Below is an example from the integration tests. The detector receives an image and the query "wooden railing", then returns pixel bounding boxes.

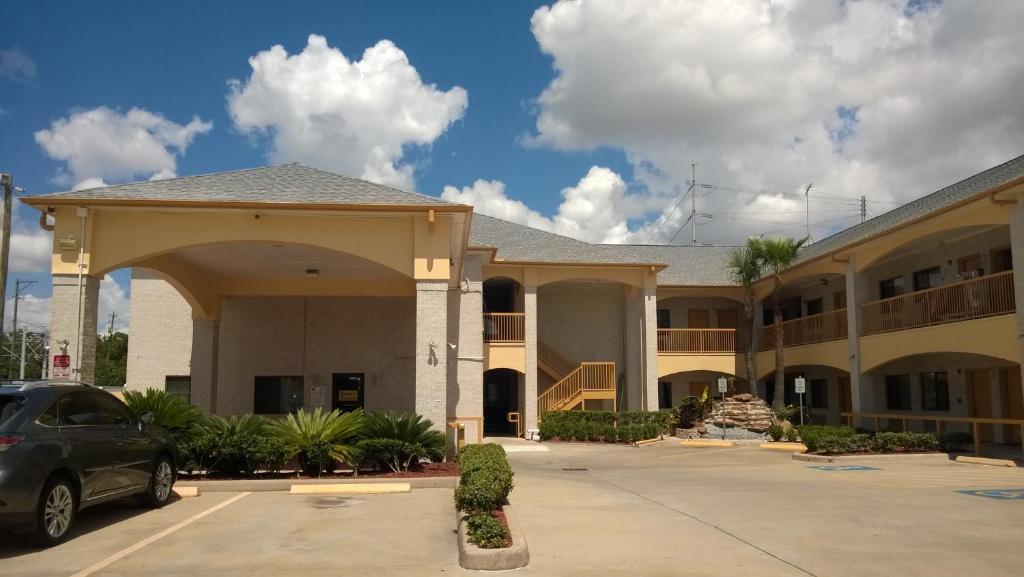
[538,339,577,380]
[861,271,1015,335]
[657,328,737,353]
[483,313,525,343]
[758,309,848,351]
[537,362,616,414]
[841,411,1024,457]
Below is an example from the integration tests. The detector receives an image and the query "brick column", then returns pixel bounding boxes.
[190,318,220,414]
[845,259,875,424]
[524,283,538,435]
[50,273,100,384]
[641,286,659,410]
[454,255,484,442]
[416,280,449,432]
[1009,203,1024,403]
[624,286,659,410]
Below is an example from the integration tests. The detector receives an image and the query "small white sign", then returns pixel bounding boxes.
[717,378,728,393]
[795,377,806,394]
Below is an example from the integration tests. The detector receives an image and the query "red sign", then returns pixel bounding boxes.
[53,355,71,379]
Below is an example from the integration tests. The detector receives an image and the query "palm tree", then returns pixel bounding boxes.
[726,242,761,397]
[750,236,808,409]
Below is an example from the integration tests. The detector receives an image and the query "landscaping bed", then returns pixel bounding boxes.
[177,461,459,481]
[797,425,940,455]
[538,410,672,443]
[453,443,529,569]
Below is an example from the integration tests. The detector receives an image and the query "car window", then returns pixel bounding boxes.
[0,394,25,426]
[90,393,134,426]
[58,392,99,426]
[37,400,59,427]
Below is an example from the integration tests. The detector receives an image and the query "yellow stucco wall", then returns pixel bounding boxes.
[657,353,743,379]
[483,343,526,373]
[756,339,850,379]
[860,314,1019,372]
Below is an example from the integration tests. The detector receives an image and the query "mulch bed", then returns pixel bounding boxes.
[178,461,459,481]
[491,509,513,548]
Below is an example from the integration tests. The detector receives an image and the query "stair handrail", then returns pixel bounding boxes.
[538,339,576,379]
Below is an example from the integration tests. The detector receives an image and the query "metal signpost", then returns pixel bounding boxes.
[717,376,728,440]
[795,376,806,426]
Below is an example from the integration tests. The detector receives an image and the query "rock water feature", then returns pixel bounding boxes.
[684,394,774,440]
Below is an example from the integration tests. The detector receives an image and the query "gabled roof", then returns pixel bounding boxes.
[469,214,660,266]
[797,153,1024,263]
[601,244,738,286]
[23,163,462,209]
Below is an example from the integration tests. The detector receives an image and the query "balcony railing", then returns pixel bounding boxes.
[657,328,737,353]
[861,271,1015,336]
[758,309,848,351]
[483,313,525,343]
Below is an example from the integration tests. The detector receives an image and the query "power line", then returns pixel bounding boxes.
[645,182,694,243]
[702,213,861,245]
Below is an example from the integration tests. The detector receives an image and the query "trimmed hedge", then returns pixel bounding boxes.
[455,444,514,549]
[466,513,510,549]
[797,425,939,455]
[538,410,672,443]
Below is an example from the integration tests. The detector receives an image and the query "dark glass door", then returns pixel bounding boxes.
[332,373,365,412]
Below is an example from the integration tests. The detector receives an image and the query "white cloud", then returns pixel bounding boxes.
[227,34,468,190]
[0,48,36,83]
[98,275,131,333]
[523,0,1024,245]
[1,275,129,335]
[35,107,212,190]
[444,166,649,244]
[4,294,49,333]
[9,226,51,273]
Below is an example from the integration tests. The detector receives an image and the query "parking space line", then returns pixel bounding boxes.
[69,492,251,577]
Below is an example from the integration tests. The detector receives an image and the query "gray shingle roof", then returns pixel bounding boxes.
[600,245,739,286]
[26,163,459,207]
[469,214,658,265]
[797,153,1024,263]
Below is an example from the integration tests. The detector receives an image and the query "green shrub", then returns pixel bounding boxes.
[809,431,939,455]
[816,433,872,454]
[784,427,799,442]
[356,438,425,473]
[466,513,510,549]
[772,404,799,423]
[537,411,668,442]
[363,411,446,461]
[767,424,784,442]
[939,431,973,452]
[672,387,712,429]
[123,388,204,444]
[269,408,366,476]
[182,414,272,477]
[871,432,938,452]
[797,425,855,452]
[454,443,514,514]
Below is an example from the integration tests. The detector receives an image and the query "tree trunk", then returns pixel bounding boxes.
[772,278,785,409]
[743,288,758,397]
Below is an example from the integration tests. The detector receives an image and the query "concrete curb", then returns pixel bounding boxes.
[792,452,949,463]
[955,456,1019,468]
[179,476,457,492]
[457,504,530,571]
[290,482,410,495]
[760,442,806,452]
[679,439,735,448]
[172,486,201,498]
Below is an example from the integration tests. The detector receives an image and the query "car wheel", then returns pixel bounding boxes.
[32,477,76,547]
[143,456,175,507]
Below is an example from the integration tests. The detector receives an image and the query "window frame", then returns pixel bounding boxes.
[253,376,305,415]
[879,276,905,300]
[920,371,950,411]
[912,266,941,292]
[885,374,912,411]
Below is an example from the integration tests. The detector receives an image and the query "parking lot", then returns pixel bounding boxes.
[2,442,1023,576]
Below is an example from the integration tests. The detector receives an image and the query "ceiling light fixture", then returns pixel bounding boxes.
[306,269,320,279]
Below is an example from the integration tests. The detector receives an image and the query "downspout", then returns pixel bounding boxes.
[74,207,88,379]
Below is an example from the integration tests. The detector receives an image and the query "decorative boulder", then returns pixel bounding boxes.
[706,396,774,433]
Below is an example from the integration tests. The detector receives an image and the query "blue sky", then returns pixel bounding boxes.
[2,0,1023,332]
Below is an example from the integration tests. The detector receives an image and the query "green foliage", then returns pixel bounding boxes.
[356,438,425,473]
[797,425,855,452]
[269,407,366,476]
[122,388,203,443]
[94,332,128,388]
[454,444,514,514]
[672,392,713,429]
[939,431,973,452]
[767,424,784,442]
[803,428,939,455]
[180,414,278,477]
[363,411,446,461]
[772,404,799,423]
[749,236,809,278]
[727,245,761,288]
[466,513,510,549]
[784,426,799,442]
[538,410,671,442]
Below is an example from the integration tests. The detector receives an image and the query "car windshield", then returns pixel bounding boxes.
[0,393,25,428]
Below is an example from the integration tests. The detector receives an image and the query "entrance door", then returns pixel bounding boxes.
[688,309,710,328]
[966,369,993,442]
[332,373,365,412]
[838,376,852,414]
[483,369,518,435]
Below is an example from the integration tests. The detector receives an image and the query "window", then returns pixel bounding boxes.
[37,400,58,427]
[0,394,25,426]
[254,376,304,414]
[658,381,672,409]
[166,376,192,402]
[921,372,950,411]
[90,393,134,426]
[879,276,905,300]
[992,247,1012,273]
[913,267,941,291]
[810,379,828,409]
[885,375,912,410]
[657,309,671,329]
[58,392,98,426]
[806,298,823,316]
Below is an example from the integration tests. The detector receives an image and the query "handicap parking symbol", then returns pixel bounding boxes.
[957,489,1024,500]
[808,465,880,471]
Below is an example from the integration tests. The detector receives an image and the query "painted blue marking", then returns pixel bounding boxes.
[957,489,1024,500]
[808,465,881,471]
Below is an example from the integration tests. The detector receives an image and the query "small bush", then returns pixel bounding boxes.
[356,438,425,473]
[808,430,939,455]
[269,408,366,476]
[772,404,799,423]
[123,388,204,444]
[538,411,668,443]
[466,513,510,549]
[767,424,784,442]
[672,388,713,429]
[939,431,973,452]
[454,443,514,514]
[784,427,799,442]
[816,434,872,455]
[363,411,446,461]
[797,425,855,452]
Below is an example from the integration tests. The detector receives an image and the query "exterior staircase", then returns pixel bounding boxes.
[536,340,616,414]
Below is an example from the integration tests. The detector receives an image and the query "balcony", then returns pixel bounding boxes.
[861,271,1015,335]
[657,328,737,353]
[758,309,848,351]
[483,312,525,343]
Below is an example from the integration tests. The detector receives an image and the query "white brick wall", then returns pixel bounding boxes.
[126,269,194,392]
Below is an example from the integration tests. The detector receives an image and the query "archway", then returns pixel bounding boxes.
[658,369,746,409]
[761,364,851,425]
[483,368,522,436]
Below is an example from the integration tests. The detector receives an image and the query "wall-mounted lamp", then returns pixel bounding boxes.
[305,269,320,279]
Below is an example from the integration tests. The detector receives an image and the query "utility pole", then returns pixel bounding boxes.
[18,327,27,379]
[804,183,813,241]
[860,195,867,223]
[107,311,117,336]
[0,173,14,349]
[690,163,698,246]
[9,279,36,378]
